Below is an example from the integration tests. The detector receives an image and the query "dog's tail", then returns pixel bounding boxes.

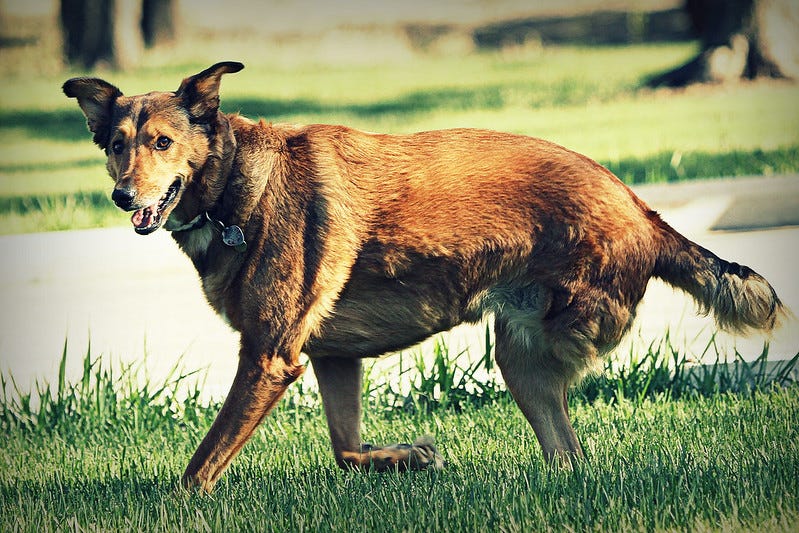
[652,220,786,334]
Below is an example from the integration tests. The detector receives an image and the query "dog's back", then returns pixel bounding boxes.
[281,126,642,350]
[296,123,785,370]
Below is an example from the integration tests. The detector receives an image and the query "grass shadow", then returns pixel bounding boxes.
[0,190,110,215]
[224,86,506,123]
[603,146,799,185]
[5,88,504,143]
[225,81,601,122]
[11,79,621,142]
[0,108,90,142]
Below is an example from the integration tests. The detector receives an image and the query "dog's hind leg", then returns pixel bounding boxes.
[311,356,445,471]
[182,351,305,492]
[493,316,584,464]
[311,356,362,467]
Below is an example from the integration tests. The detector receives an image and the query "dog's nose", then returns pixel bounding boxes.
[111,187,136,210]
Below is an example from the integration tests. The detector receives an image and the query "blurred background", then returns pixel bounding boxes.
[2,0,797,79]
[0,0,797,396]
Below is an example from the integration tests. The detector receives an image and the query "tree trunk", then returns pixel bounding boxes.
[60,0,112,69]
[60,0,143,70]
[648,0,799,86]
[141,0,178,48]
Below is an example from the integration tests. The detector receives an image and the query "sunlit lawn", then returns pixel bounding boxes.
[2,342,798,532]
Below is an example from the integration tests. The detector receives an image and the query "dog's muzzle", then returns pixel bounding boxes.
[121,178,183,235]
[111,187,136,211]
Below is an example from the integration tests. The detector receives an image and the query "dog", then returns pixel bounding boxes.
[64,62,786,492]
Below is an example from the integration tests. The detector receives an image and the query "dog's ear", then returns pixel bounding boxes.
[176,61,244,123]
[63,77,123,149]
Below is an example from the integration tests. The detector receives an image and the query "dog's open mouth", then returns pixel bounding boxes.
[131,179,182,235]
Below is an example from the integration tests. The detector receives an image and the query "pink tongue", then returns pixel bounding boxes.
[131,205,156,229]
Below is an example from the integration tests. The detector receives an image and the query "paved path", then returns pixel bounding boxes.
[1,175,797,398]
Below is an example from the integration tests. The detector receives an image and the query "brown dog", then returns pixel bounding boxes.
[64,62,785,491]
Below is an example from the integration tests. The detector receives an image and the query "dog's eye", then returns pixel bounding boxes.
[111,140,124,155]
[155,136,173,151]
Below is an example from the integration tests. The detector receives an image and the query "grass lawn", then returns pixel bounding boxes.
[2,377,798,531]
[1,342,798,532]
[1,42,798,233]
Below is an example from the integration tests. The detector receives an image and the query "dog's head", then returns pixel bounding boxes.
[63,61,243,235]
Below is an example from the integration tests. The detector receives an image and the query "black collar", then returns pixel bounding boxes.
[165,212,208,232]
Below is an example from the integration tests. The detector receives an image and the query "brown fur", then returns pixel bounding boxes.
[63,62,786,491]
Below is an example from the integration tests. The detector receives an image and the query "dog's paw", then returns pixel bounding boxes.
[345,437,447,471]
[408,435,446,470]
[179,473,215,494]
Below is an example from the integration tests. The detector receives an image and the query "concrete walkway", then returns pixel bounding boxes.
[1,175,797,398]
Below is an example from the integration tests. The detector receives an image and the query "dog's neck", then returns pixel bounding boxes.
[167,113,241,231]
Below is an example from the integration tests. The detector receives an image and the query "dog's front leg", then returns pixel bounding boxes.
[182,350,305,492]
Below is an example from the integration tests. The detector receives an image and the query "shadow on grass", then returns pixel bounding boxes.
[0,190,111,216]
[602,146,799,185]
[0,108,90,142]
[5,89,501,143]
[5,87,505,143]
[225,80,601,121]
[225,85,507,121]
[4,81,601,142]
[0,157,102,173]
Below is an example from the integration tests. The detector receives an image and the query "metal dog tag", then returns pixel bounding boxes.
[222,224,247,252]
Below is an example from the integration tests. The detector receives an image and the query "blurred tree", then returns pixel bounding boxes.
[648,0,798,86]
[141,0,178,48]
[60,0,177,70]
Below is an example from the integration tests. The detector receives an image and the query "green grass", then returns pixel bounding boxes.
[2,336,798,532]
[1,42,798,233]
[3,392,798,532]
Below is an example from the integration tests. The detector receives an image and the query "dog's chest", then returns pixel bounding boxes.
[179,224,214,257]
[173,225,244,329]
